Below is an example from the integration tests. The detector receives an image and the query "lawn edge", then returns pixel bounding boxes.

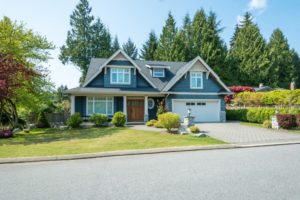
[2,141,300,164]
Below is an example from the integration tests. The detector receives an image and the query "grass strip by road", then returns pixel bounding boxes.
[0,127,224,158]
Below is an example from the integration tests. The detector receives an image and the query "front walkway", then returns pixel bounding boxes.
[199,122,300,145]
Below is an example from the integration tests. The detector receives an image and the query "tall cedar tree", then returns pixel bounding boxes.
[122,38,138,59]
[111,36,120,52]
[191,9,207,58]
[59,0,112,84]
[154,12,177,61]
[267,29,298,88]
[140,31,158,60]
[229,12,269,86]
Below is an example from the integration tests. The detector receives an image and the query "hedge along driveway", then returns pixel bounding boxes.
[0,127,224,158]
[226,108,300,124]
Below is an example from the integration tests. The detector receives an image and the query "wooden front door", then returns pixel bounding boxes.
[127,99,144,122]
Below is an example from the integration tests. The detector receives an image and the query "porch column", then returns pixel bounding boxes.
[123,96,127,118]
[70,95,75,115]
[144,96,149,122]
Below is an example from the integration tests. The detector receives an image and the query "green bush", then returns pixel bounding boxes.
[189,126,200,133]
[67,113,82,128]
[112,112,126,127]
[263,120,272,128]
[36,111,50,128]
[158,112,181,132]
[156,101,167,118]
[89,113,108,126]
[146,119,157,127]
[226,108,300,124]
[154,121,164,128]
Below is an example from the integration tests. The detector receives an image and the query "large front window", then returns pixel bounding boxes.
[87,97,113,115]
[111,68,130,84]
[190,72,203,89]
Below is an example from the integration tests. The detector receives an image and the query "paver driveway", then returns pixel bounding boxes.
[198,122,300,145]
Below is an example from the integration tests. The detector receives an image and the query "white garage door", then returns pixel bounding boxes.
[173,99,220,122]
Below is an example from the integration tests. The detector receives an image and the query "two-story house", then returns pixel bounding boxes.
[66,49,231,123]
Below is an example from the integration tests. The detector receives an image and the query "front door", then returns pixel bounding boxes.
[127,99,144,122]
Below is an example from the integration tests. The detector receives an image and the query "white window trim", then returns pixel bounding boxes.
[190,71,203,89]
[86,96,114,116]
[110,67,131,85]
[152,68,165,78]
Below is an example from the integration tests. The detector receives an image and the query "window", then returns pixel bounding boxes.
[111,68,130,84]
[153,68,165,77]
[190,72,203,89]
[197,102,206,106]
[148,98,155,109]
[87,97,113,115]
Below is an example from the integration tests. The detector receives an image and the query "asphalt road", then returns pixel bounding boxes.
[1,145,300,200]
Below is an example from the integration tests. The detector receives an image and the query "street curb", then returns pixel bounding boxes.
[0,144,235,164]
[1,142,300,164]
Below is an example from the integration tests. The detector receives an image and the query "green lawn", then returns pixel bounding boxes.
[0,127,224,158]
[240,122,300,133]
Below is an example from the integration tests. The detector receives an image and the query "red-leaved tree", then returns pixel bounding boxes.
[225,86,255,104]
[0,54,36,128]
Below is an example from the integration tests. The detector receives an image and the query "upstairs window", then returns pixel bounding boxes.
[190,72,203,89]
[111,68,130,84]
[153,68,165,77]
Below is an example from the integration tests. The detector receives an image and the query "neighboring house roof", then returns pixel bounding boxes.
[77,49,231,94]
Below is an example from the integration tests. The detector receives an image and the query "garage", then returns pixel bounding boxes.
[172,99,220,122]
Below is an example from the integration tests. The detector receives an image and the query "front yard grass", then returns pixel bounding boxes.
[0,127,224,158]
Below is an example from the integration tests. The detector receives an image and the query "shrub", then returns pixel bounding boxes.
[276,114,296,129]
[146,119,157,127]
[296,115,300,127]
[154,121,164,128]
[112,112,126,127]
[67,113,82,128]
[156,101,167,118]
[263,120,272,128]
[90,113,108,126]
[36,111,50,128]
[189,126,200,133]
[0,130,13,138]
[226,109,248,121]
[158,112,181,132]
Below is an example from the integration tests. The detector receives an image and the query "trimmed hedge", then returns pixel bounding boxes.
[89,113,108,126]
[233,90,300,107]
[112,112,126,127]
[158,112,181,132]
[226,108,300,124]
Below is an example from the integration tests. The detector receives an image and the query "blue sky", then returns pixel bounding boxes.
[1,0,299,88]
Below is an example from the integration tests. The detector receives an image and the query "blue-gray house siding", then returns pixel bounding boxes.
[170,72,226,93]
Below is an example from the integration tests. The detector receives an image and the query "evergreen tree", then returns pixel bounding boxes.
[191,9,207,58]
[199,12,227,73]
[171,31,187,61]
[181,13,193,61]
[122,38,138,59]
[59,0,112,84]
[229,12,269,86]
[267,28,297,87]
[111,35,120,52]
[140,30,158,60]
[154,12,177,61]
[230,24,240,48]
[90,18,112,58]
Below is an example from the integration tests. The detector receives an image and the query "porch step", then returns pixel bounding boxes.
[126,122,145,125]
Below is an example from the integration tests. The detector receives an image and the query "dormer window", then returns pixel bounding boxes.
[190,71,203,89]
[110,68,131,84]
[153,68,165,78]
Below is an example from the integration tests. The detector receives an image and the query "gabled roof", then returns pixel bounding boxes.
[83,49,157,88]
[162,56,231,92]
[82,50,230,93]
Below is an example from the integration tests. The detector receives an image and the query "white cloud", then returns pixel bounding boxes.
[248,0,267,11]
